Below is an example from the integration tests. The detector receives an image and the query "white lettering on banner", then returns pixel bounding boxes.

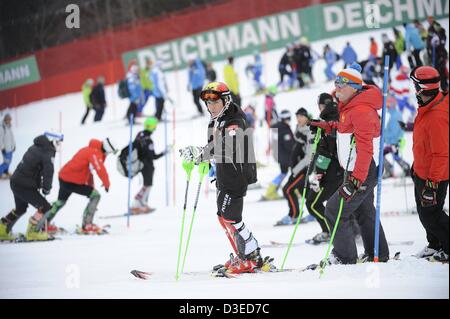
[137,50,156,69]
[257,17,280,44]
[180,37,198,63]
[393,0,415,21]
[0,65,30,85]
[216,27,240,55]
[279,12,301,39]
[156,44,173,69]
[324,6,345,32]
[241,23,260,48]
[374,0,394,24]
[197,32,217,59]
[346,2,365,28]
[417,0,443,18]
[171,41,181,67]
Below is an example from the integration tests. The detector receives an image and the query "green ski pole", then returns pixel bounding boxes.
[175,159,195,281]
[281,127,322,270]
[319,137,355,277]
[180,161,209,275]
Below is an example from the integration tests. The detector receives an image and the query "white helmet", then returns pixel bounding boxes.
[280,109,291,120]
[103,137,118,155]
[44,130,64,147]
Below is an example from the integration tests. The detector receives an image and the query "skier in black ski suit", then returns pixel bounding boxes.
[305,93,344,243]
[0,132,63,241]
[118,116,167,212]
[180,81,267,275]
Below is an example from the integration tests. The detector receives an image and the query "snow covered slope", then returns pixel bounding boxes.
[0,20,448,299]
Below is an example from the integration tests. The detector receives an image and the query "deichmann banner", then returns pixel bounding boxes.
[122,0,448,71]
[0,56,41,91]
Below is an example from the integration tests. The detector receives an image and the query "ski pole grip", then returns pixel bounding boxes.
[198,162,209,181]
[182,160,195,181]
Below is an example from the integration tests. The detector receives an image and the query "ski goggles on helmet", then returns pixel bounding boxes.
[409,67,441,94]
[200,90,221,102]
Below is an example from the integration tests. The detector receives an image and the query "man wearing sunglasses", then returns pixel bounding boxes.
[310,63,390,265]
[180,82,271,275]
[409,66,449,263]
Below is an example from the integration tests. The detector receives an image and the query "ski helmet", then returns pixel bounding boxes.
[280,109,291,121]
[409,66,440,95]
[103,137,118,155]
[144,116,158,132]
[200,82,232,119]
[44,130,64,147]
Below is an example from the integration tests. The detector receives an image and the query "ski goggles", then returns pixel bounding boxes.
[409,68,440,94]
[200,90,221,102]
[334,77,350,88]
[335,76,362,90]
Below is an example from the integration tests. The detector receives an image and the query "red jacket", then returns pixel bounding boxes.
[413,92,449,182]
[312,85,382,183]
[59,139,110,189]
[337,85,382,182]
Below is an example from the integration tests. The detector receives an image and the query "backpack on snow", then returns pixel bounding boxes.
[118,79,130,99]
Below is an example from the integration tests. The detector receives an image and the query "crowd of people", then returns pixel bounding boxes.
[0,17,448,275]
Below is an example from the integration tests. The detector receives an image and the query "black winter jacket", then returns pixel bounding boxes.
[11,135,56,191]
[134,130,164,167]
[271,121,294,167]
[313,102,344,183]
[203,103,257,196]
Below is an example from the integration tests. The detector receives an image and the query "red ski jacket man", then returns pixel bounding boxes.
[59,139,110,189]
[412,91,449,182]
[311,85,382,183]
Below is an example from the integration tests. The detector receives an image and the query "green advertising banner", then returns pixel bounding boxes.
[0,56,41,91]
[123,0,448,71]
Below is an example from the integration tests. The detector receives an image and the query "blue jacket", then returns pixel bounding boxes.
[325,50,337,65]
[127,73,142,104]
[252,55,263,78]
[188,58,206,90]
[384,107,404,145]
[151,65,167,99]
[405,24,425,51]
[342,45,357,65]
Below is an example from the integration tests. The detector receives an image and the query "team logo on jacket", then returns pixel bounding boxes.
[226,124,239,136]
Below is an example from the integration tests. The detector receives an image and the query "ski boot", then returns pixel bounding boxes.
[0,221,14,241]
[42,223,62,235]
[299,214,315,224]
[26,212,52,241]
[225,249,264,274]
[274,215,297,226]
[427,249,449,263]
[307,232,330,245]
[319,251,343,268]
[261,184,283,201]
[79,223,105,235]
[415,245,439,259]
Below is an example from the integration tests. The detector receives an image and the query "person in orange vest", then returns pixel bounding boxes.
[409,66,449,263]
[40,138,117,234]
[369,37,378,59]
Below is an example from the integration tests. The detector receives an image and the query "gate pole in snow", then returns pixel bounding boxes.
[374,56,390,262]
[127,113,134,228]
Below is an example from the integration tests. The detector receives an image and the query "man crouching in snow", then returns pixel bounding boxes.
[310,63,390,264]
